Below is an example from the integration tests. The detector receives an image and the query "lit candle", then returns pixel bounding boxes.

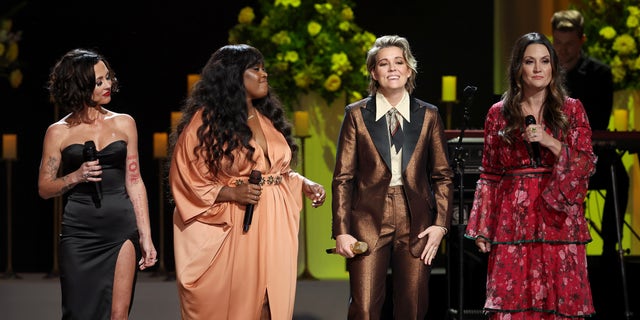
[294,111,310,137]
[613,108,628,131]
[153,132,168,159]
[187,74,201,95]
[171,111,182,132]
[2,134,17,160]
[442,75,457,102]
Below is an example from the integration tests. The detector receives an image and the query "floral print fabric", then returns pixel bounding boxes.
[465,98,597,319]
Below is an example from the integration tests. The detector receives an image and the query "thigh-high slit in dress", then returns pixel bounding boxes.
[59,140,141,319]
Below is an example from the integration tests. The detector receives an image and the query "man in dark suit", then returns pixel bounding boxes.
[332,35,453,319]
[552,9,630,260]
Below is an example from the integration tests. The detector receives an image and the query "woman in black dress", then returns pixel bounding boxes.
[38,48,157,319]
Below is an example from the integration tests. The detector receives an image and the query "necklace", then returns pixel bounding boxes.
[248,109,258,120]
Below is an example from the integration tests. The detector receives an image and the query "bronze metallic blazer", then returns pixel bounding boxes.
[332,96,454,257]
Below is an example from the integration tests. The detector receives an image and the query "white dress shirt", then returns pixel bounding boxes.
[375,91,410,187]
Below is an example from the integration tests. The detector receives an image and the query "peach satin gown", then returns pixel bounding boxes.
[170,109,304,319]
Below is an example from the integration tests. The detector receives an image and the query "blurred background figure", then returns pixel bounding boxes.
[551,9,630,262]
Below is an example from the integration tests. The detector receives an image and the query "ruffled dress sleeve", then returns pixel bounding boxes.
[540,98,596,227]
[169,111,234,226]
[464,103,504,240]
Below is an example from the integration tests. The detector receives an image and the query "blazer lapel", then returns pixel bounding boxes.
[362,99,392,169]
[402,98,425,170]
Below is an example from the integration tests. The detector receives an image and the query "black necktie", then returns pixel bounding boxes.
[388,108,403,153]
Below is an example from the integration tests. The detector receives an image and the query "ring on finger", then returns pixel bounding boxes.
[531,127,537,132]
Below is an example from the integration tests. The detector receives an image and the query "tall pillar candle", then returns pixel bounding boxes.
[294,111,310,137]
[614,108,629,131]
[442,76,457,102]
[187,74,201,96]
[153,132,168,159]
[171,112,182,132]
[2,134,17,160]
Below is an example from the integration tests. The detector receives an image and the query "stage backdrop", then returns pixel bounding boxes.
[294,92,348,280]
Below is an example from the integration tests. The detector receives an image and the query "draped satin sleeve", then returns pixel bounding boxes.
[170,112,234,226]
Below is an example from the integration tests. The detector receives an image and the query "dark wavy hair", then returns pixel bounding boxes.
[500,32,568,143]
[47,48,119,125]
[170,44,297,175]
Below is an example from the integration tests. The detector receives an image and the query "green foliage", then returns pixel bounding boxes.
[228,0,376,111]
[0,2,26,89]
[579,0,640,90]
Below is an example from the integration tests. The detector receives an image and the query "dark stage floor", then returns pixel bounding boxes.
[0,255,638,319]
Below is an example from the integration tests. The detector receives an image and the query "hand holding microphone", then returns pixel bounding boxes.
[82,141,102,200]
[326,241,368,255]
[525,115,541,167]
[243,170,262,233]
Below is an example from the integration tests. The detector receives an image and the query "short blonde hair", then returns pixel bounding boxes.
[366,35,418,95]
[551,10,584,36]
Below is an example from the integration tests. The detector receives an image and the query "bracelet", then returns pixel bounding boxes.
[436,225,448,235]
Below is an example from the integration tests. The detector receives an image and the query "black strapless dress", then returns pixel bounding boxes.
[60,140,141,320]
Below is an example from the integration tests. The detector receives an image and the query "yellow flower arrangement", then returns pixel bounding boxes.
[0,3,24,89]
[228,0,376,111]
[580,0,640,90]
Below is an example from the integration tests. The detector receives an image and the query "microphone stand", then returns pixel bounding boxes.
[296,134,314,279]
[447,86,476,320]
[609,149,632,320]
[2,157,20,279]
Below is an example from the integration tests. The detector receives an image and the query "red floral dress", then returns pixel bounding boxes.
[465,98,597,319]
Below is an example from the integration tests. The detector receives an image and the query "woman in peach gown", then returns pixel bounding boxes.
[169,44,326,319]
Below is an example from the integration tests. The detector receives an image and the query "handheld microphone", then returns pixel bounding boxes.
[525,115,541,167]
[243,170,262,233]
[325,241,369,255]
[82,141,103,200]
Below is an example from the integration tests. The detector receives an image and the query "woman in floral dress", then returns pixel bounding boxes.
[464,32,596,319]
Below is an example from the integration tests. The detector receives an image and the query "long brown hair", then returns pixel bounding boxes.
[500,32,568,143]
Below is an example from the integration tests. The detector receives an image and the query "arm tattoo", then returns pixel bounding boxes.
[45,156,60,180]
[46,156,70,196]
[60,176,71,195]
[127,154,141,185]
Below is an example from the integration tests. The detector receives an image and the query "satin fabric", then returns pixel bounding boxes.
[346,186,430,319]
[332,96,453,319]
[60,140,140,319]
[170,109,304,319]
[332,96,454,258]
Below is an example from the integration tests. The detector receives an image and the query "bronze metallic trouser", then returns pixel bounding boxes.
[347,186,431,320]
